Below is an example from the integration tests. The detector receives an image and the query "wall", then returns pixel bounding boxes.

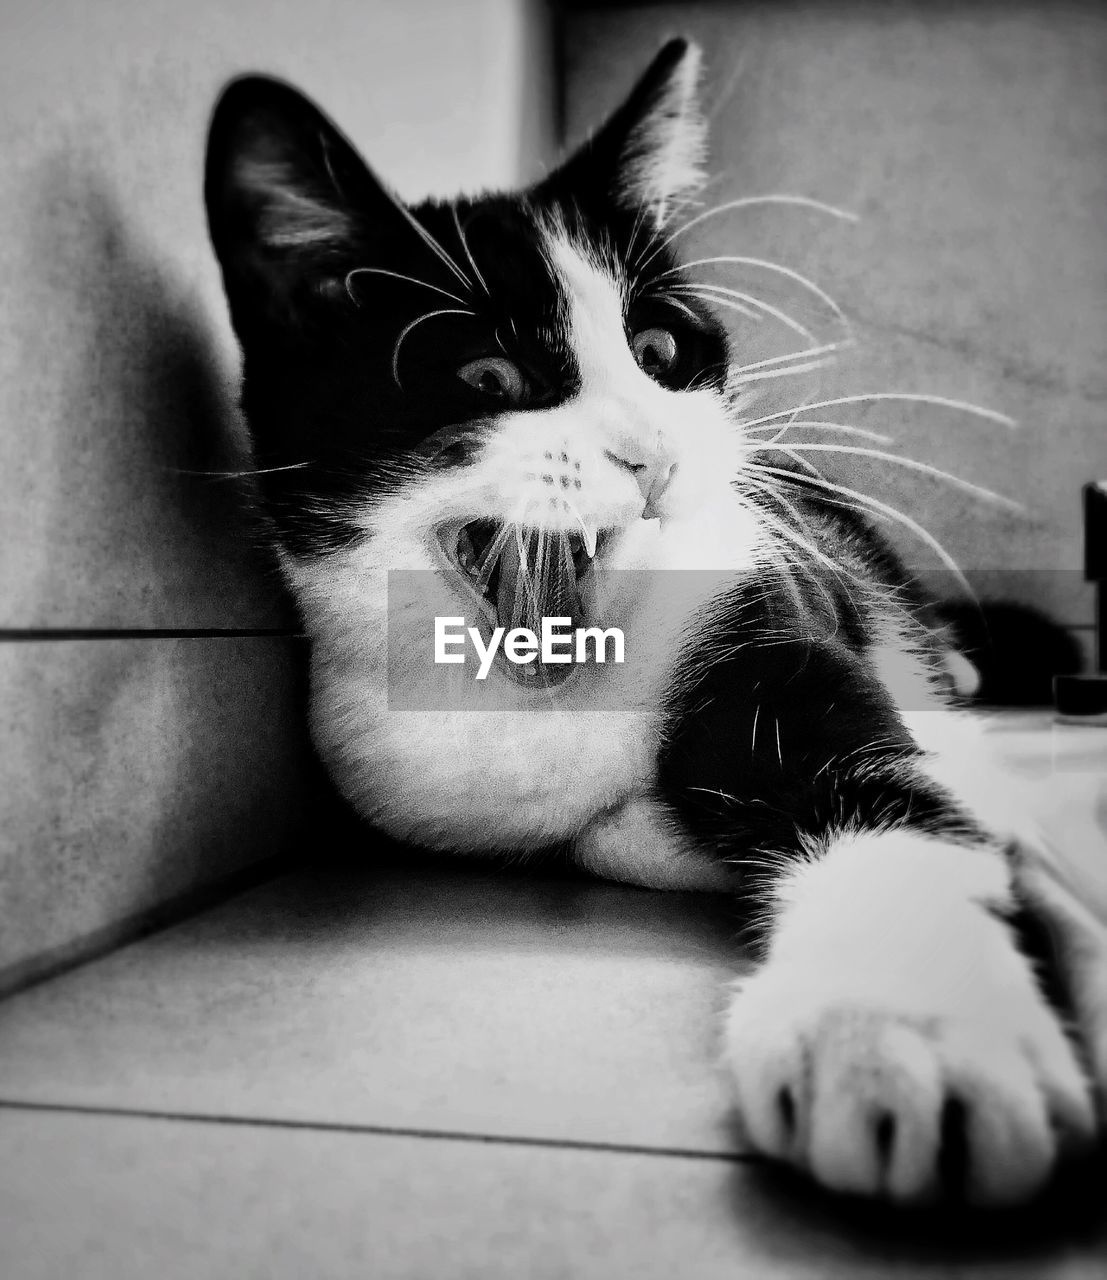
[563,2,1107,652]
[0,0,555,991]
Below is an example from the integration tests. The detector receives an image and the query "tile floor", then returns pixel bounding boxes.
[1,712,1105,1278]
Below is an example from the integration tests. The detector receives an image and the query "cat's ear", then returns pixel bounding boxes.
[204,76,401,312]
[556,38,708,224]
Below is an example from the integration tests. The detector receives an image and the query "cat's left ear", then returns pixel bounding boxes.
[204,75,410,321]
[554,38,707,224]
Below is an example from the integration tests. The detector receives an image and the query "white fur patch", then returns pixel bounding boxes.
[725,828,1096,1204]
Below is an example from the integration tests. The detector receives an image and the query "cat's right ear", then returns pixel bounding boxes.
[547,39,708,228]
[204,76,401,316]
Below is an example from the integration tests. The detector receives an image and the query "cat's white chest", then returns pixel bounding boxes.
[308,653,659,851]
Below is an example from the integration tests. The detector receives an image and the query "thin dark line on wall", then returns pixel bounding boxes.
[0,1098,755,1164]
[0,628,303,641]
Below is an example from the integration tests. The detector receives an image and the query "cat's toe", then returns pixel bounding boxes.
[725,985,1097,1207]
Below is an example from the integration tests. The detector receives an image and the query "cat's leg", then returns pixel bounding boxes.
[724,826,1097,1205]
[658,619,1101,1202]
[575,794,736,891]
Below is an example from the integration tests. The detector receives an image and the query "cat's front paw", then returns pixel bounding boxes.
[724,964,1096,1206]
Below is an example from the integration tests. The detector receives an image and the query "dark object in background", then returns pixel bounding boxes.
[1054,480,1107,720]
[938,601,1083,707]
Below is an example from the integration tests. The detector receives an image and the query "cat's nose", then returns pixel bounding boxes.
[605,450,677,520]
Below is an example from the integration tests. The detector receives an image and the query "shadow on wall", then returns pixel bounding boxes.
[0,156,311,992]
[17,152,291,628]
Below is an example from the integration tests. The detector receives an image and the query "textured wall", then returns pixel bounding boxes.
[0,0,554,630]
[563,2,1107,642]
[0,0,555,990]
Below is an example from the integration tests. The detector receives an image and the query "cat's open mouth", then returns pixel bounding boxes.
[437,519,609,687]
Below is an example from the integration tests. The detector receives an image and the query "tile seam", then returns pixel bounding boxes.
[0,1098,753,1165]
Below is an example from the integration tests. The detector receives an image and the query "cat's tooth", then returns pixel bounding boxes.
[582,523,597,559]
[456,526,478,574]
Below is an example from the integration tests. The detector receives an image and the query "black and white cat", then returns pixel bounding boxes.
[205,39,1106,1207]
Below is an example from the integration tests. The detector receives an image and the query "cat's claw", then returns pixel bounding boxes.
[724,969,1097,1206]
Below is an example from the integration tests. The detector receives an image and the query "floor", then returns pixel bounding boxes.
[1,712,1105,1278]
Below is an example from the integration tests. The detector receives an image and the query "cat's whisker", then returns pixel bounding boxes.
[513,522,541,626]
[625,200,655,286]
[688,785,745,807]
[776,445,828,482]
[452,206,490,296]
[559,496,596,558]
[729,340,851,376]
[669,282,762,323]
[648,293,704,324]
[658,256,849,327]
[672,283,817,344]
[637,194,859,276]
[474,508,526,592]
[751,462,975,596]
[384,191,474,294]
[391,308,476,387]
[743,420,895,445]
[734,479,825,610]
[751,475,928,640]
[345,267,470,309]
[778,443,1023,511]
[167,462,312,479]
[684,368,724,396]
[736,393,1016,431]
[728,357,836,385]
[537,524,557,604]
[743,482,858,616]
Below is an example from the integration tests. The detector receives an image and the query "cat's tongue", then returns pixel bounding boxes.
[494,530,584,686]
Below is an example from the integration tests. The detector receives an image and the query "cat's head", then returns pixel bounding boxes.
[205,40,756,688]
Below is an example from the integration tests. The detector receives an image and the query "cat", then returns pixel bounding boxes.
[204,38,1106,1207]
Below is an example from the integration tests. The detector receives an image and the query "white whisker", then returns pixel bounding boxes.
[638,193,859,275]
[750,480,857,590]
[475,508,526,593]
[736,393,1016,430]
[751,463,975,596]
[729,358,835,385]
[670,283,761,322]
[743,420,894,445]
[170,462,312,479]
[387,194,473,293]
[653,294,705,324]
[779,443,1022,511]
[452,206,490,296]
[776,445,827,482]
[673,283,817,344]
[391,308,476,387]
[345,267,469,309]
[659,256,848,326]
[730,341,851,376]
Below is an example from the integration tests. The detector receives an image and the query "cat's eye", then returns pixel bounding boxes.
[631,327,679,378]
[457,356,527,406]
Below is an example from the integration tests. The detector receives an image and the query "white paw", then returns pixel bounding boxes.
[724,960,1096,1206]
